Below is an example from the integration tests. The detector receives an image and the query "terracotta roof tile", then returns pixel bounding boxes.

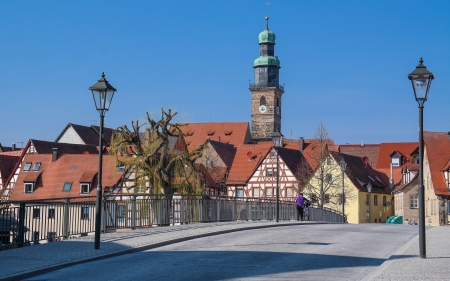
[227,142,272,185]
[180,122,252,150]
[376,142,418,169]
[10,154,124,201]
[207,140,236,168]
[424,131,450,197]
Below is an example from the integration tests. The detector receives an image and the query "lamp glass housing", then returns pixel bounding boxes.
[408,58,434,102]
[339,159,347,172]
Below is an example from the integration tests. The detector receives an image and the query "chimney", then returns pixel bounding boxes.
[361,140,365,147]
[299,137,304,152]
[218,136,221,142]
[11,143,15,151]
[52,148,59,162]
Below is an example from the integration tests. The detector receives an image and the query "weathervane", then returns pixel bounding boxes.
[266,2,270,30]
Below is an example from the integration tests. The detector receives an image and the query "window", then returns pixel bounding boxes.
[410,195,418,209]
[310,194,318,202]
[326,174,333,183]
[118,165,125,172]
[324,194,330,204]
[326,157,332,165]
[24,183,34,193]
[33,162,41,171]
[80,183,90,194]
[33,207,40,219]
[375,219,378,223]
[62,182,72,192]
[266,187,273,197]
[286,187,293,197]
[266,169,273,177]
[412,155,420,164]
[273,168,278,177]
[236,189,243,197]
[270,152,275,158]
[374,195,378,206]
[392,157,400,167]
[48,207,55,219]
[253,187,260,197]
[383,196,387,206]
[81,206,90,220]
[24,162,32,171]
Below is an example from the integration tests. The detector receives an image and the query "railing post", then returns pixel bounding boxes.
[245,198,249,221]
[63,199,70,239]
[180,196,184,225]
[131,196,136,230]
[232,198,236,222]
[199,196,203,223]
[101,197,106,233]
[17,203,25,248]
[157,195,162,226]
[217,197,220,222]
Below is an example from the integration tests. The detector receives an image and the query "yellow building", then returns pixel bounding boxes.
[304,151,393,224]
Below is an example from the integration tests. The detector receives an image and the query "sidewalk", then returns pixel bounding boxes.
[365,226,450,281]
[1,221,313,281]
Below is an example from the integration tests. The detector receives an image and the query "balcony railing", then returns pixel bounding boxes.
[0,195,344,250]
[249,82,284,91]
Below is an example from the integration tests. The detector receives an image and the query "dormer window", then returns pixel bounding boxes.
[24,182,34,193]
[412,154,420,164]
[402,169,411,184]
[24,162,32,171]
[33,162,41,171]
[390,151,403,167]
[80,183,90,194]
[118,165,125,172]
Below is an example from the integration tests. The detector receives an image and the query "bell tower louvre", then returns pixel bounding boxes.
[250,16,284,141]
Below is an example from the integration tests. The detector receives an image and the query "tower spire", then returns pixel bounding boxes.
[266,2,270,30]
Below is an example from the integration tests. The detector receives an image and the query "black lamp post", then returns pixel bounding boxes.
[271,131,283,223]
[89,72,117,250]
[408,58,434,259]
[339,159,347,223]
[367,182,372,223]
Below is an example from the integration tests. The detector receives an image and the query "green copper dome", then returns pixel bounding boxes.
[254,55,280,67]
[258,29,276,44]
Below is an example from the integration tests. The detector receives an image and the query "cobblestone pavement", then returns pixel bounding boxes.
[366,226,450,281]
[0,221,313,280]
[2,222,448,281]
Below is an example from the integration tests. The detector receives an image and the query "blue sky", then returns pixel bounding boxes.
[1,1,449,148]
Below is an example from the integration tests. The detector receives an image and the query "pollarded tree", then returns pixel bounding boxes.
[110,108,206,195]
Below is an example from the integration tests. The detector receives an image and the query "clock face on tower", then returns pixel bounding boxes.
[259,105,267,113]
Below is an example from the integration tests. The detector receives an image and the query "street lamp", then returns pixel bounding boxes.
[367,182,372,223]
[339,159,347,223]
[408,58,434,259]
[271,131,283,223]
[89,72,117,250]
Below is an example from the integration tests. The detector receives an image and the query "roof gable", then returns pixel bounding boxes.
[424,131,450,196]
[55,123,114,146]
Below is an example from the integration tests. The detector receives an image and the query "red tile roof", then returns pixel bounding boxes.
[376,142,418,169]
[424,131,450,197]
[227,142,272,185]
[31,139,99,155]
[10,154,124,201]
[179,122,252,150]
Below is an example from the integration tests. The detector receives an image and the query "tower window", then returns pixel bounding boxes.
[260,96,266,106]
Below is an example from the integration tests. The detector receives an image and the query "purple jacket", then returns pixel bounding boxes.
[296,195,309,207]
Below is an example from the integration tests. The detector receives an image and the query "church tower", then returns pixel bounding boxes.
[250,17,284,140]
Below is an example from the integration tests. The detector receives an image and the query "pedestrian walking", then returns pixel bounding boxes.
[296,192,310,221]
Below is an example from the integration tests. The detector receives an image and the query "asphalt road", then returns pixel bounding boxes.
[25,224,419,281]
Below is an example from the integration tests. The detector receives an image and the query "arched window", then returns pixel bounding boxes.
[260,96,266,106]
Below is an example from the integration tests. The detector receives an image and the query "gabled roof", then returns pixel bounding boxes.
[0,155,20,184]
[277,147,304,178]
[392,173,419,194]
[227,142,272,185]
[55,123,115,146]
[331,151,389,193]
[376,142,418,169]
[207,140,237,169]
[424,131,450,197]
[339,144,380,168]
[31,139,99,155]
[179,122,252,150]
[9,154,124,201]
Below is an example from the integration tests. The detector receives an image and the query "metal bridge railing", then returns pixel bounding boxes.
[0,195,345,250]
